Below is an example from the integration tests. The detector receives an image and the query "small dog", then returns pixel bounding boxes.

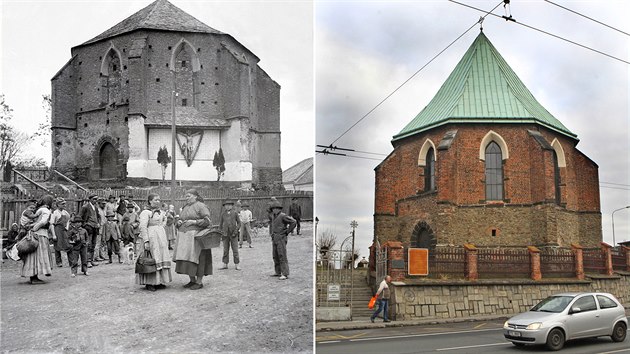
[119,242,135,264]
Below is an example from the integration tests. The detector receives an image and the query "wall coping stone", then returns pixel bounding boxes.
[585,274,621,280]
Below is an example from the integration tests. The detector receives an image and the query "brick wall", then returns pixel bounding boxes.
[374,123,602,248]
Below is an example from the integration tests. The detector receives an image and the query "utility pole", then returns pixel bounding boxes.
[171,90,178,206]
[350,219,358,321]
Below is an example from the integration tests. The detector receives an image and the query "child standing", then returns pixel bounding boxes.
[219,199,241,270]
[103,212,122,263]
[67,216,89,277]
[122,204,140,247]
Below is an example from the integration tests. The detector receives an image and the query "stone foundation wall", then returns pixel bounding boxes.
[391,274,630,321]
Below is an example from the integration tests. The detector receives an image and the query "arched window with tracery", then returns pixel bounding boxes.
[552,150,561,204]
[174,44,198,108]
[485,141,503,200]
[425,148,435,192]
[101,48,123,106]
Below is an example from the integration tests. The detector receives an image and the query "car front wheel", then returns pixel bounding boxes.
[611,322,627,342]
[546,328,565,351]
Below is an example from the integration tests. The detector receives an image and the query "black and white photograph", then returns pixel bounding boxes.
[1,0,313,352]
[315,1,629,353]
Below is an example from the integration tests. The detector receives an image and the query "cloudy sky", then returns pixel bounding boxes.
[316,1,629,259]
[0,0,313,171]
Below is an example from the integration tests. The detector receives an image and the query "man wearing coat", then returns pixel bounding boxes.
[80,194,100,267]
[288,197,302,235]
[219,199,241,270]
[269,201,296,280]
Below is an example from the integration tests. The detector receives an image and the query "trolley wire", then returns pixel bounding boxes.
[544,0,629,37]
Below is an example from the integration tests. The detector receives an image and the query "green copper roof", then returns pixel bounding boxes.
[393,32,577,142]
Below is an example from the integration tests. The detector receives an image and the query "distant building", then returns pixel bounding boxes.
[283,158,313,192]
[374,32,601,249]
[51,0,281,188]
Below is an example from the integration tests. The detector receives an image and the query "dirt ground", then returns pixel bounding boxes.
[1,223,314,353]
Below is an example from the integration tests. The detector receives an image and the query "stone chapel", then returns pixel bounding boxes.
[374,32,602,249]
[51,0,281,188]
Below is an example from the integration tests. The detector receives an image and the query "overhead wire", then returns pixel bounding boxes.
[543,0,630,37]
[448,0,630,65]
[322,0,506,147]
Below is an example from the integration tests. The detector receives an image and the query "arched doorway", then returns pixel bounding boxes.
[99,143,118,179]
[411,221,436,250]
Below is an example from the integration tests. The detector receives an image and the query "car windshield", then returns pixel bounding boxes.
[531,296,575,313]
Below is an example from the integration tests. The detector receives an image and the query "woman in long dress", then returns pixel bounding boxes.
[174,189,213,290]
[135,194,172,291]
[50,197,71,267]
[21,195,54,284]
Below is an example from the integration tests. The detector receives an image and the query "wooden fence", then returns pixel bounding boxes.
[583,248,607,274]
[540,247,576,277]
[1,188,312,231]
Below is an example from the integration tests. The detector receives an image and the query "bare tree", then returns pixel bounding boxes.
[0,95,31,171]
[316,229,337,268]
[33,94,51,147]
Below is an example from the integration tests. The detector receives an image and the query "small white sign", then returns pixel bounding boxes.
[327,284,340,301]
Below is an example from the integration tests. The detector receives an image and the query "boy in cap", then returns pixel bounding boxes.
[67,216,89,277]
[121,203,140,246]
[219,199,241,270]
[239,201,253,248]
[103,211,122,263]
[269,201,296,280]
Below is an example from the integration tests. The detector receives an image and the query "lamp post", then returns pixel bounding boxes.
[350,220,358,321]
[612,206,630,246]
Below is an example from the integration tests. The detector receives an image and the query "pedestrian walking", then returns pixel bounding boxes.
[219,199,241,270]
[67,216,89,277]
[269,201,296,280]
[288,197,302,235]
[49,197,71,267]
[238,202,253,248]
[371,275,392,323]
[174,189,213,290]
[136,194,172,291]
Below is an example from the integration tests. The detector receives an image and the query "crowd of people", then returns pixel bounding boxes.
[4,190,300,291]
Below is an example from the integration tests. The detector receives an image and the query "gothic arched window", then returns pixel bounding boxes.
[553,150,561,204]
[425,147,435,192]
[485,141,503,201]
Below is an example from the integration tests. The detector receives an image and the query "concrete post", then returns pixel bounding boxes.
[601,242,613,276]
[528,246,542,280]
[571,243,584,280]
[623,246,630,272]
[464,243,478,281]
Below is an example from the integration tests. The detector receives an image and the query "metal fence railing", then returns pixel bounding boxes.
[583,248,607,274]
[477,247,530,279]
[315,249,355,310]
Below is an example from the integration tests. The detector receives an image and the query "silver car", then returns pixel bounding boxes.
[503,292,627,350]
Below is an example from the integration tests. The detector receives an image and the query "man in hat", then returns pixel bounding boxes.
[219,199,241,270]
[269,201,296,280]
[239,201,253,248]
[103,211,122,263]
[80,194,100,267]
[67,216,89,277]
[288,197,302,235]
[105,195,117,216]
[95,197,109,262]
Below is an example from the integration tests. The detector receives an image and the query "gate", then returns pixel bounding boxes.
[315,247,355,320]
[375,240,388,288]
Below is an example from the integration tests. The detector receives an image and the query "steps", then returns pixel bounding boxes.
[350,269,375,319]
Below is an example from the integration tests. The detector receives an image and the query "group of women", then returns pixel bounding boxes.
[19,189,215,291]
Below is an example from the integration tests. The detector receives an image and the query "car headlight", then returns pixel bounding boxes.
[526,322,542,330]
[503,321,509,328]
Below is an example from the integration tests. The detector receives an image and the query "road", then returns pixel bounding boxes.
[316,318,630,354]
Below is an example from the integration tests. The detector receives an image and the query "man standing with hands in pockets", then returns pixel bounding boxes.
[269,200,296,280]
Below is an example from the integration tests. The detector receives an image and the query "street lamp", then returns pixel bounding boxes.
[612,206,630,246]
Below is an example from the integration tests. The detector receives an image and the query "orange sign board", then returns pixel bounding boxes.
[408,248,429,276]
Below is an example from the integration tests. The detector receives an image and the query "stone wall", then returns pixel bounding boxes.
[391,273,630,321]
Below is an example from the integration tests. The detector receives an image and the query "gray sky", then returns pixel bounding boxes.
[0,0,313,171]
[316,0,630,260]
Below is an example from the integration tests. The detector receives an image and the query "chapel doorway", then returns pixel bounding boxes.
[99,143,118,179]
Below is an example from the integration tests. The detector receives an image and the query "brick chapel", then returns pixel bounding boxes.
[374,32,602,249]
[51,0,281,188]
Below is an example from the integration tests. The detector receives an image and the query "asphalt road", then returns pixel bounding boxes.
[316,318,630,354]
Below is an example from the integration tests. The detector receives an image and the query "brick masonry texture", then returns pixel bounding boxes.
[51,28,281,187]
[391,274,630,320]
[374,124,601,248]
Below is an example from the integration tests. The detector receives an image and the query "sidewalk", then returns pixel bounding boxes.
[316,308,630,332]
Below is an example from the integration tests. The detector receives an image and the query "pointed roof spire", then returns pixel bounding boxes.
[79,0,223,47]
[393,32,576,142]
